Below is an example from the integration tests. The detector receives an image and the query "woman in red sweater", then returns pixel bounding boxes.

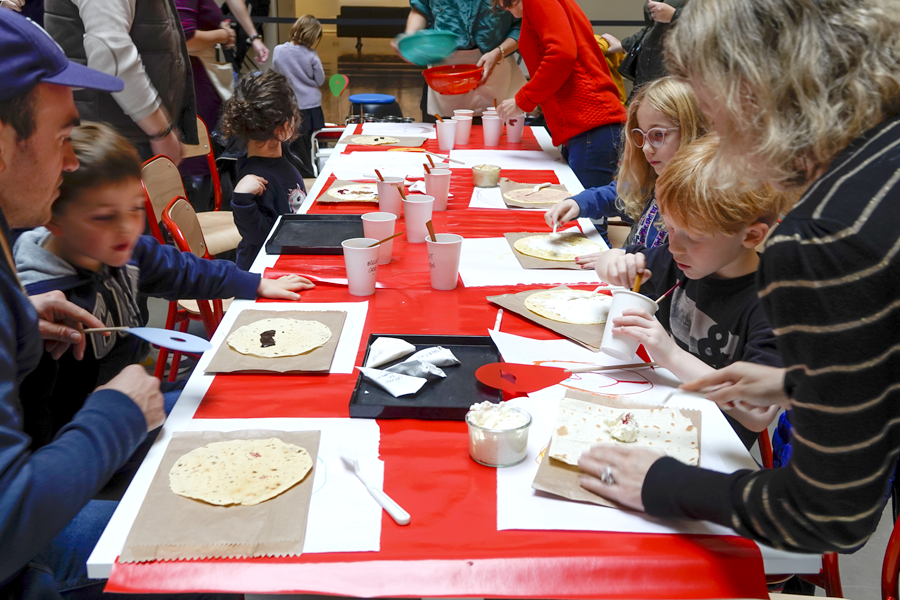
[495,0,626,189]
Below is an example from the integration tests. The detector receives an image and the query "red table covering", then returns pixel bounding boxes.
[106,125,768,598]
[341,123,544,154]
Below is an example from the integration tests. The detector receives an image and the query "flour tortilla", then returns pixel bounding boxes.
[503,188,571,205]
[513,234,603,262]
[226,318,332,358]
[326,183,378,201]
[350,135,400,146]
[524,289,613,325]
[169,438,313,506]
[549,398,699,466]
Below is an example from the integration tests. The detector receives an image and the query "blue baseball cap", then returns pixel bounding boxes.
[0,9,124,103]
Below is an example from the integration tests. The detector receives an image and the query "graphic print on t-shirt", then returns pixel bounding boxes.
[668,288,738,369]
[90,265,142,360]
[288,185,306,214]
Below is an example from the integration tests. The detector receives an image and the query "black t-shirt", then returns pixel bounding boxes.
[626,243,783,447]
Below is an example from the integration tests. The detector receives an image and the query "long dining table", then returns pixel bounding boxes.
[89,122,822,597]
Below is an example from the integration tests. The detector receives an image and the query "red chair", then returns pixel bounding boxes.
[882,507,900,600]
[759,430,844,597]
[154,196,231,381]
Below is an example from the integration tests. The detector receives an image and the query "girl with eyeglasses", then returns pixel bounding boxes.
[545,77,710,268]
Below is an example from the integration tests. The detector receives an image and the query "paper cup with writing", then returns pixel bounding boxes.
[482,116,502,147]
[436,119,457,151]
[361,212,397,265]
[600,289,660,360]
[342,238,380,296]
[424,168,451,211]
[377,177,404,217]
[426,233,463,290]
[402,195,434,243]
[505,113,526,143]
[452,116,472,145]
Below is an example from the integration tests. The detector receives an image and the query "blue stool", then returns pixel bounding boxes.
[348,93,403,120]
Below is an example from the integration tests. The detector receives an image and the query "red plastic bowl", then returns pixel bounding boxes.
[424,64,482,95]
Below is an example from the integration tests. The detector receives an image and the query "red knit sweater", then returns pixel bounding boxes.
[515,0,626,146]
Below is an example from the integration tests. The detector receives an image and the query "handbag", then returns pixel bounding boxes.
[192,45,235,102]
[617,28,647,82]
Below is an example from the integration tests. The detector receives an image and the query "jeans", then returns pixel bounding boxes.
[562,122,623,243]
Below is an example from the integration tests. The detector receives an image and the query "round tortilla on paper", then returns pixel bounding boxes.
[349,135,400,146]
[326,183,378,202]
[524,289,613,325]
[513,234,602,262]
[503,188,571,205]
[169,438,313,506]
[227,318,332,358]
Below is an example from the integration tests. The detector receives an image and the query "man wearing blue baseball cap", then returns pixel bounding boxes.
[0,10,167,599]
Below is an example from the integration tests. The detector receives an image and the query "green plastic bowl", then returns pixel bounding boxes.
[397,30,458,67]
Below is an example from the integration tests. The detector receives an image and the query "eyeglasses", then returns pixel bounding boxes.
[629,127,679,148]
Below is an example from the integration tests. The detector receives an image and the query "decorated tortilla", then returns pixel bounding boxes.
[326,183,378,202]
[549,398,699,467]
[349,135,400,146]
[524,289,613,325]
[169,438,313,506]
[226,317,332,358]
[513,234,603,262]
[503,188,571,205]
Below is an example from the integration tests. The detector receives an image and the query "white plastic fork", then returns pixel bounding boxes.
[340,447,410,526]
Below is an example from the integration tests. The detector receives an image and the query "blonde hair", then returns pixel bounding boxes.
[656,135,796,235]
[290,15,322,48]
[616,77,710,222]
[666,0,900,190]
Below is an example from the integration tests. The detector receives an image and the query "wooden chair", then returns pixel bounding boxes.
[141,117,241,256]
[155,196,232,381]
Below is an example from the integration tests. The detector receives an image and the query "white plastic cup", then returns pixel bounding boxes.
[361,212,397,265]
[342,238,380,296]
[452,116,473,145]
[436,120,458,151]
[402,195,434,243]
[425,168,452,211]
[376,177,404,217]
[505,113,526,143]
[482,108,498,116]
[453,109,474,118]
[482,116,502,147]
[600,289,660,360]
[426,233,463,290]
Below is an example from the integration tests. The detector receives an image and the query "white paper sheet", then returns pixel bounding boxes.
[329,151,442,180]
[361,123,436,139]
[88,418,383,578]
[458,237,603,287]
[448,150,567,171]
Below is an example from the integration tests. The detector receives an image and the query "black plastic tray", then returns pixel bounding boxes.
[349,334,502,421]
[265,214,364,255]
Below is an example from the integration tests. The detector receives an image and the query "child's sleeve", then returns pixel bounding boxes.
[133,236,261,301]
[571,182,622,220]
[312,53,325,86]
[231,187,279,248]
[738,303,783,368]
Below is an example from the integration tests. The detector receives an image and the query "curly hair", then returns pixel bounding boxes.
[656,135,797,235]
[666,0,900,190]
[220,71,300,143]
[616,77,710,223]
[54,122,142,215]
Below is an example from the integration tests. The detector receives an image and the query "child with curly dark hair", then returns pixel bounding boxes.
[222,71,308,269]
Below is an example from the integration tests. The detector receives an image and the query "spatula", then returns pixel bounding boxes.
[475,361,657,393]
[80,326,212,354]
[340,447,410,526]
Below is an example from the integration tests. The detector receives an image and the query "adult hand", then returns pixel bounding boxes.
[680,362,790,408]
[610,308,676,363]
[476,48,503,87]
[647,1,676,23]
[497,98,522,123]
[97,365,166,431]
[30,291,106,360]
[234,174,268,196]
[220,20,236,48]
[252,38,269,63]
[257,274,315,301]
[150,129,182,165]
[597,251,651,289]
[545,199,581,228]
[0,0,23,11]
[575,251,602,270]
[600,34,623,55]
[578,444,666,511]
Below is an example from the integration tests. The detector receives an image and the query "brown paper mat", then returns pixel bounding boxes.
[347,136,427,148]
[120,429,320,562]
[503,232,603,270]
[317,179,379,203]
[499,178,571,209]
[205,310,346,373]
[532,390,701,509]
[487,286,608,351]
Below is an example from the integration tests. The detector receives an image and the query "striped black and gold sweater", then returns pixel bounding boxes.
[642,114,900,553]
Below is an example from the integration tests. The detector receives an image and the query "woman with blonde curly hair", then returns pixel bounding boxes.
[579,0,900,554]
